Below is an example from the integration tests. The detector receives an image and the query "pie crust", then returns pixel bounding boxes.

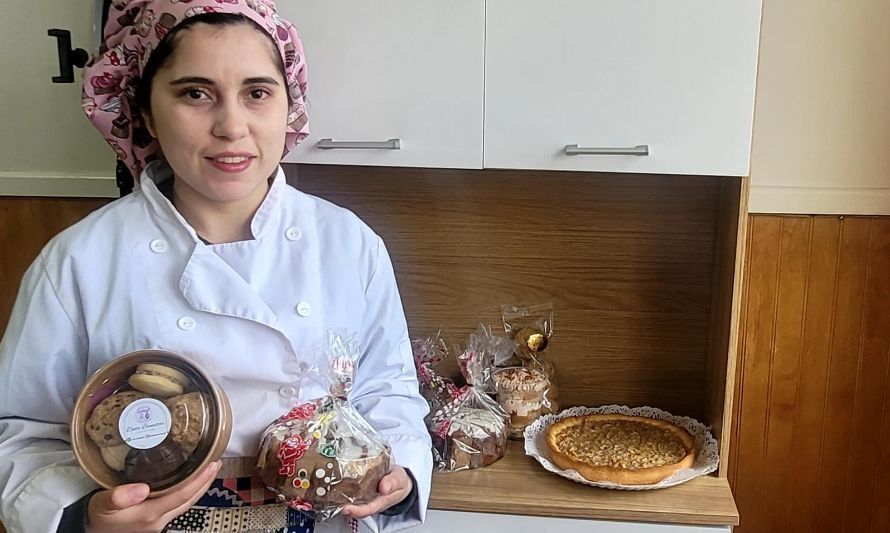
[545,413,695,485]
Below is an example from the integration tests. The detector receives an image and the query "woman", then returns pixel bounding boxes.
[0,1,431,532]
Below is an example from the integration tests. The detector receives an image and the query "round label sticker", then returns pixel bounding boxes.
[118,398,172,450]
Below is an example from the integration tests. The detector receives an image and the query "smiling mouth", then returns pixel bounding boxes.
[209,155,253,163]
[206,155,256,172]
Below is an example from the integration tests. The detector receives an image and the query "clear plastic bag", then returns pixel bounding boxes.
[499,304,560,438]
[256,331,392,521]
[427,325,509,472]
[412,331,459,415]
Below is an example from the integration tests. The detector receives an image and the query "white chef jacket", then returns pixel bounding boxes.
[0,161,432,533]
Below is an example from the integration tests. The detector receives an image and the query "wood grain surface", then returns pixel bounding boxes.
[291,164,737,424]
[0,196,110,330]
[729,215,890,533]
[430,440,739,526]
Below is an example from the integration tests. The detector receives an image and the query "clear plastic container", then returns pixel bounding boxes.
[494,366,551,440]
[70,350,232,496]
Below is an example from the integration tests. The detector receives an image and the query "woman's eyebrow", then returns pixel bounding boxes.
[168,76,281,86]
[170,76,215,85]
[243,76,280,86]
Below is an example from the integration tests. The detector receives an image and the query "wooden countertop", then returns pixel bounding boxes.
[429,441,739,527]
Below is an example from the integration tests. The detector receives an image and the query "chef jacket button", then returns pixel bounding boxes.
[296,302,312,317]
[150,239,168,253]
[285,227,302,241]
[298,362,310,373]
[177,316,196,331]
[279,385,298,398]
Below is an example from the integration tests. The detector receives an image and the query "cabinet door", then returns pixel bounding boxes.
[483,0,762,176]
[0,0,117,196]
[422,510,732,532]
[279,1,484,169]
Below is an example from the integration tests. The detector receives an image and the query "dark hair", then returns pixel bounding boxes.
[134,13,291,116]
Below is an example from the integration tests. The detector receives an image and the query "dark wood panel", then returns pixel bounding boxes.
[0,197,110,330]
[730,215,890,533]
[290,164,729,421]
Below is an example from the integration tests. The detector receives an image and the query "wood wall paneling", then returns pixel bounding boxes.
[730,215,890,533]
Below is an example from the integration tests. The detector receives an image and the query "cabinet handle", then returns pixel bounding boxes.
[564,144,649,156]
[316,138,401,150]
[47,29,89,84]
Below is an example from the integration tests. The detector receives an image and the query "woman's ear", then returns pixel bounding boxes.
[141,110,157,138]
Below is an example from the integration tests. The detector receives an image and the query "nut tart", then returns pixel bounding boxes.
[545,413,695,485]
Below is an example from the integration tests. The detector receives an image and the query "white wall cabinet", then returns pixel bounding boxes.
[278,0,485,170]
[2,1,764,197]
[483,0,762,177]
[421,510,731,533]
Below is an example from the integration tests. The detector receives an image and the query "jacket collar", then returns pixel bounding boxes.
[138,160,286,244]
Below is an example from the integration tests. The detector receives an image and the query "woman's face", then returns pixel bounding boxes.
[144,23,288,205]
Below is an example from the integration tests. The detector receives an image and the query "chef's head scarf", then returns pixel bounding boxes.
[82,0,309,179]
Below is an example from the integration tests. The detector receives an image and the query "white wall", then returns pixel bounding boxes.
[748,0,890,214]
[0,0,117,196]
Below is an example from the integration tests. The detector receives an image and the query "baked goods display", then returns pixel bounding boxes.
[545,413,696,485]
[256,332,392,521]
[71,351,231,495]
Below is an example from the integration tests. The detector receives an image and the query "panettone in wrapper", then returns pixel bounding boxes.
[426,325,511,472]
[256,332,392,521]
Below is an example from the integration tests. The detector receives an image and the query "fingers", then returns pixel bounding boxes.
[92,483,151,514]
[159,462,221,525]
[141,461,220,519]
[342,469,411,519]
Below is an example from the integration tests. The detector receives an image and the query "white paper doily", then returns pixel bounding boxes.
[523,405,719,490]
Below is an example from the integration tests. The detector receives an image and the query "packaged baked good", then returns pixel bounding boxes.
[456,324,515,395]
[71,350,232,496]
[501,303,560,413]
[256,331,392,521]
[428,326,509,472]
[412,331,460,414]
[494,366,551,439]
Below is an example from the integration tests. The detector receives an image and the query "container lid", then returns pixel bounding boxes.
[72,350,229,493]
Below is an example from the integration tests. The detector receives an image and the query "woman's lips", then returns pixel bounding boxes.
[206,155,255,173]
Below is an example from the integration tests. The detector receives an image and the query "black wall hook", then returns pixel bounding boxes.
[48,29,89,83]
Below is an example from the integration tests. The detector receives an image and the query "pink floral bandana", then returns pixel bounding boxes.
[82,0,309,179]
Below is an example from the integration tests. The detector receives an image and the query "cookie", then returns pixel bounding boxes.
[125,439,188,482]
[86,391,148,447]
[100,444,131,472]
[164,392,207,455]
[129,363,190,398]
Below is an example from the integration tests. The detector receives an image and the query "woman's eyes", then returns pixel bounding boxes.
[181,88,210,101]
[179,87,272,102]
[248,88,272,100]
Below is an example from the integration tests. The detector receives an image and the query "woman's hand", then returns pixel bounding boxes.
[341,465,412,519]
[86,461,220,533]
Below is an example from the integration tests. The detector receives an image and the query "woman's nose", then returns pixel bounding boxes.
[211,100,249,141]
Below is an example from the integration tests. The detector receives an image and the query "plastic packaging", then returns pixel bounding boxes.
[256,331,392,521]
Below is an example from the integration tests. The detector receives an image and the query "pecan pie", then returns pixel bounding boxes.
[546,414,695,485]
